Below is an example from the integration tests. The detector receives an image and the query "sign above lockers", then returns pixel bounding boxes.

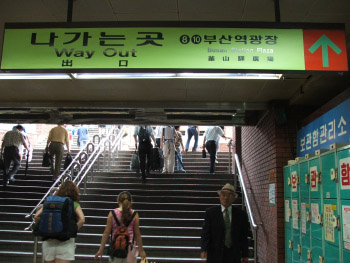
[0,22,348,72]
[297,99,350,157]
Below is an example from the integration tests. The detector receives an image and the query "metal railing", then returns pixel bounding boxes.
[227,139,261,263]
[26,125,126,263]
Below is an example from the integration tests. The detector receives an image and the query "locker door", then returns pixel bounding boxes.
[321,151,338,199]
[341,200,350,261]
[310,199,323,240]
[323,199,340,248]
[300,202,311,236]
[285,165,292,198]
[293,229,301,263]
[300,161,310,201]
[311,238,323,263]
[337,149,350,200]
[285,228,293,263]
[324,243,340,263]
[309,157,321,199]
[285,198,292,230]
[301,234,311,263]
[291,164,300,199]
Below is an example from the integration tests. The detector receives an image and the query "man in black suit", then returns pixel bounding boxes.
[200,183,249,263]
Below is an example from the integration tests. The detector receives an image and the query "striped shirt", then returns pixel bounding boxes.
[2,129,25,148]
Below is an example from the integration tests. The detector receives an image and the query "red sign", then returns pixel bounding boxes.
[303,30,348,71]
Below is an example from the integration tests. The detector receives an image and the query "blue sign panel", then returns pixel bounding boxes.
[297,99,350,157]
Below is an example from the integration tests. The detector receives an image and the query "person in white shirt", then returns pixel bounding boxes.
[202,126,229,174]
[161,126,178,173]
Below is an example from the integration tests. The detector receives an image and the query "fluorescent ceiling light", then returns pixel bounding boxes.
[75,73,282,79]
[0,73,71,79]
[176,73,282,79]
[0,72,282,80]
[74,73,176,79]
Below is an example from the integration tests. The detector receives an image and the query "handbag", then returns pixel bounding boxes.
[202,149,206,158]
[42,152,51,167]
[64,153,73,169]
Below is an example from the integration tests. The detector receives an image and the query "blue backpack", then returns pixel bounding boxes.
[33,196,77,241]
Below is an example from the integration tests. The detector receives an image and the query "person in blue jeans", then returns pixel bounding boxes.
[185,126,199,152]
[174,126,186,172]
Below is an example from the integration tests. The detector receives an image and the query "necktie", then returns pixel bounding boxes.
[224,208,232,248]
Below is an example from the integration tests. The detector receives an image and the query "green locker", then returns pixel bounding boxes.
[324,243,340,263]
[293,229,301,263]
[323,199,340,248]
[285,198,292,229]
[291,164,300,199]
[341,200,350,261]
[301,234,311,262]
[300,202,311,236]
[285,228,293,263]
[310,199,323,240]
[321,151,338,199]
[309,157,321,199]
[337,148,350,200]
[311,238,323,263]
[299,160,310,201]
[284,165,292,198]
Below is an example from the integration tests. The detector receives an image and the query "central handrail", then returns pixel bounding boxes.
[25,125,125,227]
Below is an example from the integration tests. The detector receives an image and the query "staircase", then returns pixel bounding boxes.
[0,146,251,262]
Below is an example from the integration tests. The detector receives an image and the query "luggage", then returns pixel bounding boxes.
[33,196,77,241]
[130,151,140,171]
[151,147,164,171]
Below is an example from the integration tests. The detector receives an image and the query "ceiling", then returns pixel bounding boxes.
[0,0,349,126]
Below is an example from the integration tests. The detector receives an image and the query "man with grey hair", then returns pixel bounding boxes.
[201,183,249,263]
[1,125,29,187]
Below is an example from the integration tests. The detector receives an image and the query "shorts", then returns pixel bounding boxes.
[109,245,138,263]
[42,238,75,261]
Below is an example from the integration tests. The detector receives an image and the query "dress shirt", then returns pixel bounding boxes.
[204,126,224,141]
[47,126,70,147]
[221,205,232,223]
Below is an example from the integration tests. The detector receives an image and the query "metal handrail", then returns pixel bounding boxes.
[25,125,124,222]
[234,153,260,263]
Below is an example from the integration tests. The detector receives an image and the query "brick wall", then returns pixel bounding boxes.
[241,104,310,263]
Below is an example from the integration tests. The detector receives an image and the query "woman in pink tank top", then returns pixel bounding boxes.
[95,191,146,263]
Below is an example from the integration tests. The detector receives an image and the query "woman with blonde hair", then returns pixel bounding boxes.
[34,181,85,263]
[95,191,146,262]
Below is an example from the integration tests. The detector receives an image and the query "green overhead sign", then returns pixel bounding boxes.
[1,23,348,72]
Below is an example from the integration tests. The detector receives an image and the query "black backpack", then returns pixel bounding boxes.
[109,210,137,258]
[33,196,77,241]
[138,126,150,143]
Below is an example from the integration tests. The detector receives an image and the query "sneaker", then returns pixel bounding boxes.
[215,160,219,164]
[162,170,168,174]
[179,169,186,173]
